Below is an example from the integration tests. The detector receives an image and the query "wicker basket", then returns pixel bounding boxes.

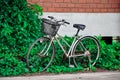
[42,18,60,36]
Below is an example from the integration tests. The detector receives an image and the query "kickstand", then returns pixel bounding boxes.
[69,57,74,68]
[88,55,92,71]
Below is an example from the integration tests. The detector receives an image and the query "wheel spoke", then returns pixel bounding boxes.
[73,36,100,68]
[26,37,55,72]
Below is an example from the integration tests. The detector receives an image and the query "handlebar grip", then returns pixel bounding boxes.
[62,19,70,24]
[65,21,70,24]
[48,16,54,19]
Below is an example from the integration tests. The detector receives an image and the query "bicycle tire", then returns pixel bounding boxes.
[73,36,100,68]
[26,37,55,72]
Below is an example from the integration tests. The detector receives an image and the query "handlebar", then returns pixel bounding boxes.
[62,19,70,24]
[48,16,70,25]
[48,16,54,19]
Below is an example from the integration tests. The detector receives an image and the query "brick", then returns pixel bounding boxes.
[43,3,52,7]
[115,0,120,3]
[63,8,71,12]
[39,0,43,2]
[89,4,97,8]
[64,0,71,3]
[43,7,48,12]
[108,0,119,3]
[71,8,79,12]
[109,0,120,3]
[97,4,105,8]
[108,0,114,3]
[27,0,32,2]
[67,3,75,7]
[93,0,101,3]
[55,8,63,12]
[79,0,87,3]
[30,0,40,3]
[101,0,108,3]
[39,0,47,2]
[86,0,94,3]
[39,3,44,6]
[119,3,120,8]
[56,0,63,3]
[53,3,60,7]
[112,4,119,8]
[75,4,80,7]
[31,0,39,3]
[93,9,100,12]
[101,9,108,12]
[71,0,79,3]
[115,9,120,12]
[74,4,85,8]
[104,4,111,8]
[48,0,55,2]
[48,8,56,12]
[28,0,120,13]
[86,9,93,12]
[78,9,86,12]
[80,4,90,8]
[60,3,67,7]
[108,9,115,12]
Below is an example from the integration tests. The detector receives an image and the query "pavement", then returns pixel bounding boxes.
[0,71,120,80]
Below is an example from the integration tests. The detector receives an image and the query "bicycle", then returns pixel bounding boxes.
[26,16,100,72]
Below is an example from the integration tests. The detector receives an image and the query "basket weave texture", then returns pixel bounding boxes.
[42,18,60,36]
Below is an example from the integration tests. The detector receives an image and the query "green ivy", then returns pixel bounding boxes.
[46,36,120,73]
[97,41,120,70]
[0,53,28,76]
[0,0,42,76]
[0,0,120,76]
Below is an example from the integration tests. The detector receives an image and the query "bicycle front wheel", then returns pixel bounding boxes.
[73,36,100,68]
[26,37,55,72]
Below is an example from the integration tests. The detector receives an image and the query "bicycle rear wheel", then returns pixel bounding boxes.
[73,36,100,68]
[26,37,55,72]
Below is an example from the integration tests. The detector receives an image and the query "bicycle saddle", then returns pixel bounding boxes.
[73,24,86,30]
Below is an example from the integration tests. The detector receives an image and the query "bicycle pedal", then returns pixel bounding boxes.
[69,65,75,68]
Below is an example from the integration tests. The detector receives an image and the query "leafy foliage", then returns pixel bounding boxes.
[0,0,42,76]
[47,37,120,73]
[0,0,120,76]
[46,36,84,73]
[28,36,120,73]
[96,41,120,70]
[46,36,120,73]
[0,53,28,76]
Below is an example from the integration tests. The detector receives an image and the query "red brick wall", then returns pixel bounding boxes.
[28,0,120,13]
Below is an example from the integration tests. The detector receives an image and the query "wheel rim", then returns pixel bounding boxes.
[27,38,55,72]
[73,36,100,68]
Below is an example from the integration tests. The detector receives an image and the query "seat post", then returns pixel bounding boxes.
[75,29,80,36]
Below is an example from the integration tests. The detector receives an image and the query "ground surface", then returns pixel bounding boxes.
[0,71,120,80]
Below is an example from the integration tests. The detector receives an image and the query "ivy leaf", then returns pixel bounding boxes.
[29,4,43,15]
[18,14,22,22]
[1,23,12,37]
[23,21,28,28]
